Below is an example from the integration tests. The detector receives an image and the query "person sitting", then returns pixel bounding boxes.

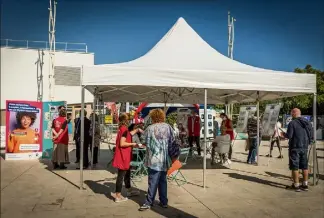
[211,127,231,165]
[178,123,187,147]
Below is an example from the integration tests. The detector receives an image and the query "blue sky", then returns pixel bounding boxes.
[1,0,323,71]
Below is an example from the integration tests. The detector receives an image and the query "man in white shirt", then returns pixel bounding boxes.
[211,127,231,164]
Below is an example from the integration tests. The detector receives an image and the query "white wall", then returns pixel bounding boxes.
[0,47,94,108]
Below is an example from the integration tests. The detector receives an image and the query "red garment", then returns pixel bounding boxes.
[53,116,69,145]
[112,125,133,170]
[187,115,200,136]
[224,119,234,140]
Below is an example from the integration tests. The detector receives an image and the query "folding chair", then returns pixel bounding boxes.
[168,147,190,186]
[130,148,145,182]
[215,141,231,168]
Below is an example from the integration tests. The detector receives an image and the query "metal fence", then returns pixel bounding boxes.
[0,39,88,53]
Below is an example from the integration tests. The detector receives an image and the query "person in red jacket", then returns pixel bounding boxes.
[113,113,140,203]
[52,105,69,169]
[187,110,201,156]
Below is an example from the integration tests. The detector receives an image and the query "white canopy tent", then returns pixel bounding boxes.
[78,17,317,189]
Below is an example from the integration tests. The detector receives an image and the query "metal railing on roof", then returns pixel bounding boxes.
[0,39,88,53]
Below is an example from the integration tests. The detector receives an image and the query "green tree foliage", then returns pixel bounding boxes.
[214,65,323,116]
[281,65,323,114]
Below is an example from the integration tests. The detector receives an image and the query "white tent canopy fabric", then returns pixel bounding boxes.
[82,17,316,104]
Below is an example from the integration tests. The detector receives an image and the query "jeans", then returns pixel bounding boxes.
[115,169,131,193]
[247,138,258,163]
[289,148,308,170]
[145,168,168,206]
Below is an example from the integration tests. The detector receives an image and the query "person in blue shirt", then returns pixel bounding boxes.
[285,108,313,192]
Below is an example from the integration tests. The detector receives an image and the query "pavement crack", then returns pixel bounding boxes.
[1,163,37,191]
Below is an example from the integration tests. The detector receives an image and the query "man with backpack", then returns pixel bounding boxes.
[285,108,313,192]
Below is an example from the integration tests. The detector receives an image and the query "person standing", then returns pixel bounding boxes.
[74,110,91,169]
[113,113,139,203]
[139,109,174,211]
[52,106,69,169]
[187,110,201,156]
[220,113,234,159]
[213,116,219,138]
[285,108,312,192]
[246,112,262,165]
[267,121,283,158]
[89,113,101,166]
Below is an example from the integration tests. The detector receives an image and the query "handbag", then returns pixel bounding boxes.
[168,139,181,159]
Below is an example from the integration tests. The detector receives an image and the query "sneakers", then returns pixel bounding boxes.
[126,190,140,197]
[277,155,283,159]
[158,202,168,208]
[115,196,128,203]
[139,204,151,211]
[300,185,309,191]
[266,154,273,158]
[286,184,301,192]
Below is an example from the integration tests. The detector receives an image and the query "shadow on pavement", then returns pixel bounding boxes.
[265,171,291,180]
[223,172,286,189]
[85,180,198,218]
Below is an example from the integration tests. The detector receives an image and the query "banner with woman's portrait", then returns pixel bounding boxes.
[5,100,43,160]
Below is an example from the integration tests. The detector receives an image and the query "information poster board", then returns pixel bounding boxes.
[284,114,312,128]
[261,103,282,137]
[236,105,257,133]
[42,101,66,159]
[6,100,43,160]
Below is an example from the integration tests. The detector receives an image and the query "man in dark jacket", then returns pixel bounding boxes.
[74,111,91,169]
[285,108,313,192]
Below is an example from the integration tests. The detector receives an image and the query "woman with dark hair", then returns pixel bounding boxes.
[7,112,39,153]
[112,113,140,203]
[220,113,234,160]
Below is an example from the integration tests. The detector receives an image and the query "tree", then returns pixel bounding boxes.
[214,65,323,117]
[281,65,324,114]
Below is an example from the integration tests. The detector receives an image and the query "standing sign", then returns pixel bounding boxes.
[236,105,257,133]
[104,115,113,124]
[262,103,282,137]
[6,100,43,160]
[42,101,66,159]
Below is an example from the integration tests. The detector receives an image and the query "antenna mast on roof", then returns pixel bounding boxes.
[36,49,45,101]
[228,11,236,60]
[48,0,57,101]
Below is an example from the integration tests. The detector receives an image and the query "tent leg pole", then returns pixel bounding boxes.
[91,94,96,170]
[80,85,85,190]
[256,91,260,166]
[203,88,208,189]
[313,93,317,186]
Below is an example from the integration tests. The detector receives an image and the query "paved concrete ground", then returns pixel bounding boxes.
[1,140,323,218]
